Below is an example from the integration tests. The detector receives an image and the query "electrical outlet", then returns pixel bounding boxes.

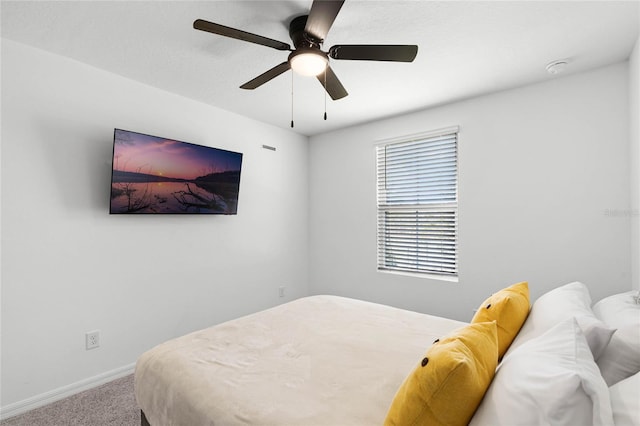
[278,286,285,298]
[86,330,100,350]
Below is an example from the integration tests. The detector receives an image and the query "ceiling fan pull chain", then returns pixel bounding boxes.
[291,71,295,128]
[324,70,328,121]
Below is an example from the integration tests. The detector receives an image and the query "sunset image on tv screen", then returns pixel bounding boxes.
[110,129,243,214]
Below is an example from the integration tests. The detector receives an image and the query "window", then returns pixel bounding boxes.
[376,127,458,278]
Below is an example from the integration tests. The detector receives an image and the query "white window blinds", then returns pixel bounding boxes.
[376,129,458,277]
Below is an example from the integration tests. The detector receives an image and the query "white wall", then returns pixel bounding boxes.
[630,36,639,291]
[0,39,309,409]
[309,63,631,322]
[1,34,635,417]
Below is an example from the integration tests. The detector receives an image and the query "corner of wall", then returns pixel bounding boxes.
[630,35,640,291]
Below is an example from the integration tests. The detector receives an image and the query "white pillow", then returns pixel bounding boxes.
[609,371,640,426]
[596,326,640,386]
[505,282,615,360]
[470,318,614,426]
[593,290,640,328]
[593,291,640,385]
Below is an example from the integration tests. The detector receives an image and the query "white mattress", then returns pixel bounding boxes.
[134,295,466,426]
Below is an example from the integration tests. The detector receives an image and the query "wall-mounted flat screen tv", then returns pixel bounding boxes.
[110,129,243,214]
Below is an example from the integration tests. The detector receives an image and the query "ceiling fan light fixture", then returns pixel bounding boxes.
[289,49,328,76]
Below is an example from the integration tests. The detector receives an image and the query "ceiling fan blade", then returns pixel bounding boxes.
[194,19,291,51]
[305,0,345,42]
[329,45,418,62]
[317,66,348,100]
[240,62,291,90]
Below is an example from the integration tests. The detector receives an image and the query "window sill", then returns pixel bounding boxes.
[377,268,459,283]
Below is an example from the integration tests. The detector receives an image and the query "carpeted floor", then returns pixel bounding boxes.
[0,375,140,426]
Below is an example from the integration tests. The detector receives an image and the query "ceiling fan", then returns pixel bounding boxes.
[193,0,418,101]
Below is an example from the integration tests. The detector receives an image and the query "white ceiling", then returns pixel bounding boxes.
[2,1,639,136]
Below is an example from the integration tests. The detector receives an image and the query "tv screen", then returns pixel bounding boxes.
[109,129,243,214]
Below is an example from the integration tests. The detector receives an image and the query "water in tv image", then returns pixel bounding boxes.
[110,129,243,214]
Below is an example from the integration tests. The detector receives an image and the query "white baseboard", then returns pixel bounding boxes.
[0,363,136,420]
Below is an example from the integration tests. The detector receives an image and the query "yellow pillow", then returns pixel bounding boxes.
[471,281,530,359]
[384,321,498,426]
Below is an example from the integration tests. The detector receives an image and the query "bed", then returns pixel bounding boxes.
[135,283,640,426]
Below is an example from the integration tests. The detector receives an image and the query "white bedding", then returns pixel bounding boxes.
[134,295,465,426]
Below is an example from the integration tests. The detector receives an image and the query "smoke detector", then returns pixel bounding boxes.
[546,60,569,75]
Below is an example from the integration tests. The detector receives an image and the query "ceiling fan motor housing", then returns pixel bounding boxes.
[289,15,319,48]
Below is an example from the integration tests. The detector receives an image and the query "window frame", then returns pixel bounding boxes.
[375,126,459,281]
